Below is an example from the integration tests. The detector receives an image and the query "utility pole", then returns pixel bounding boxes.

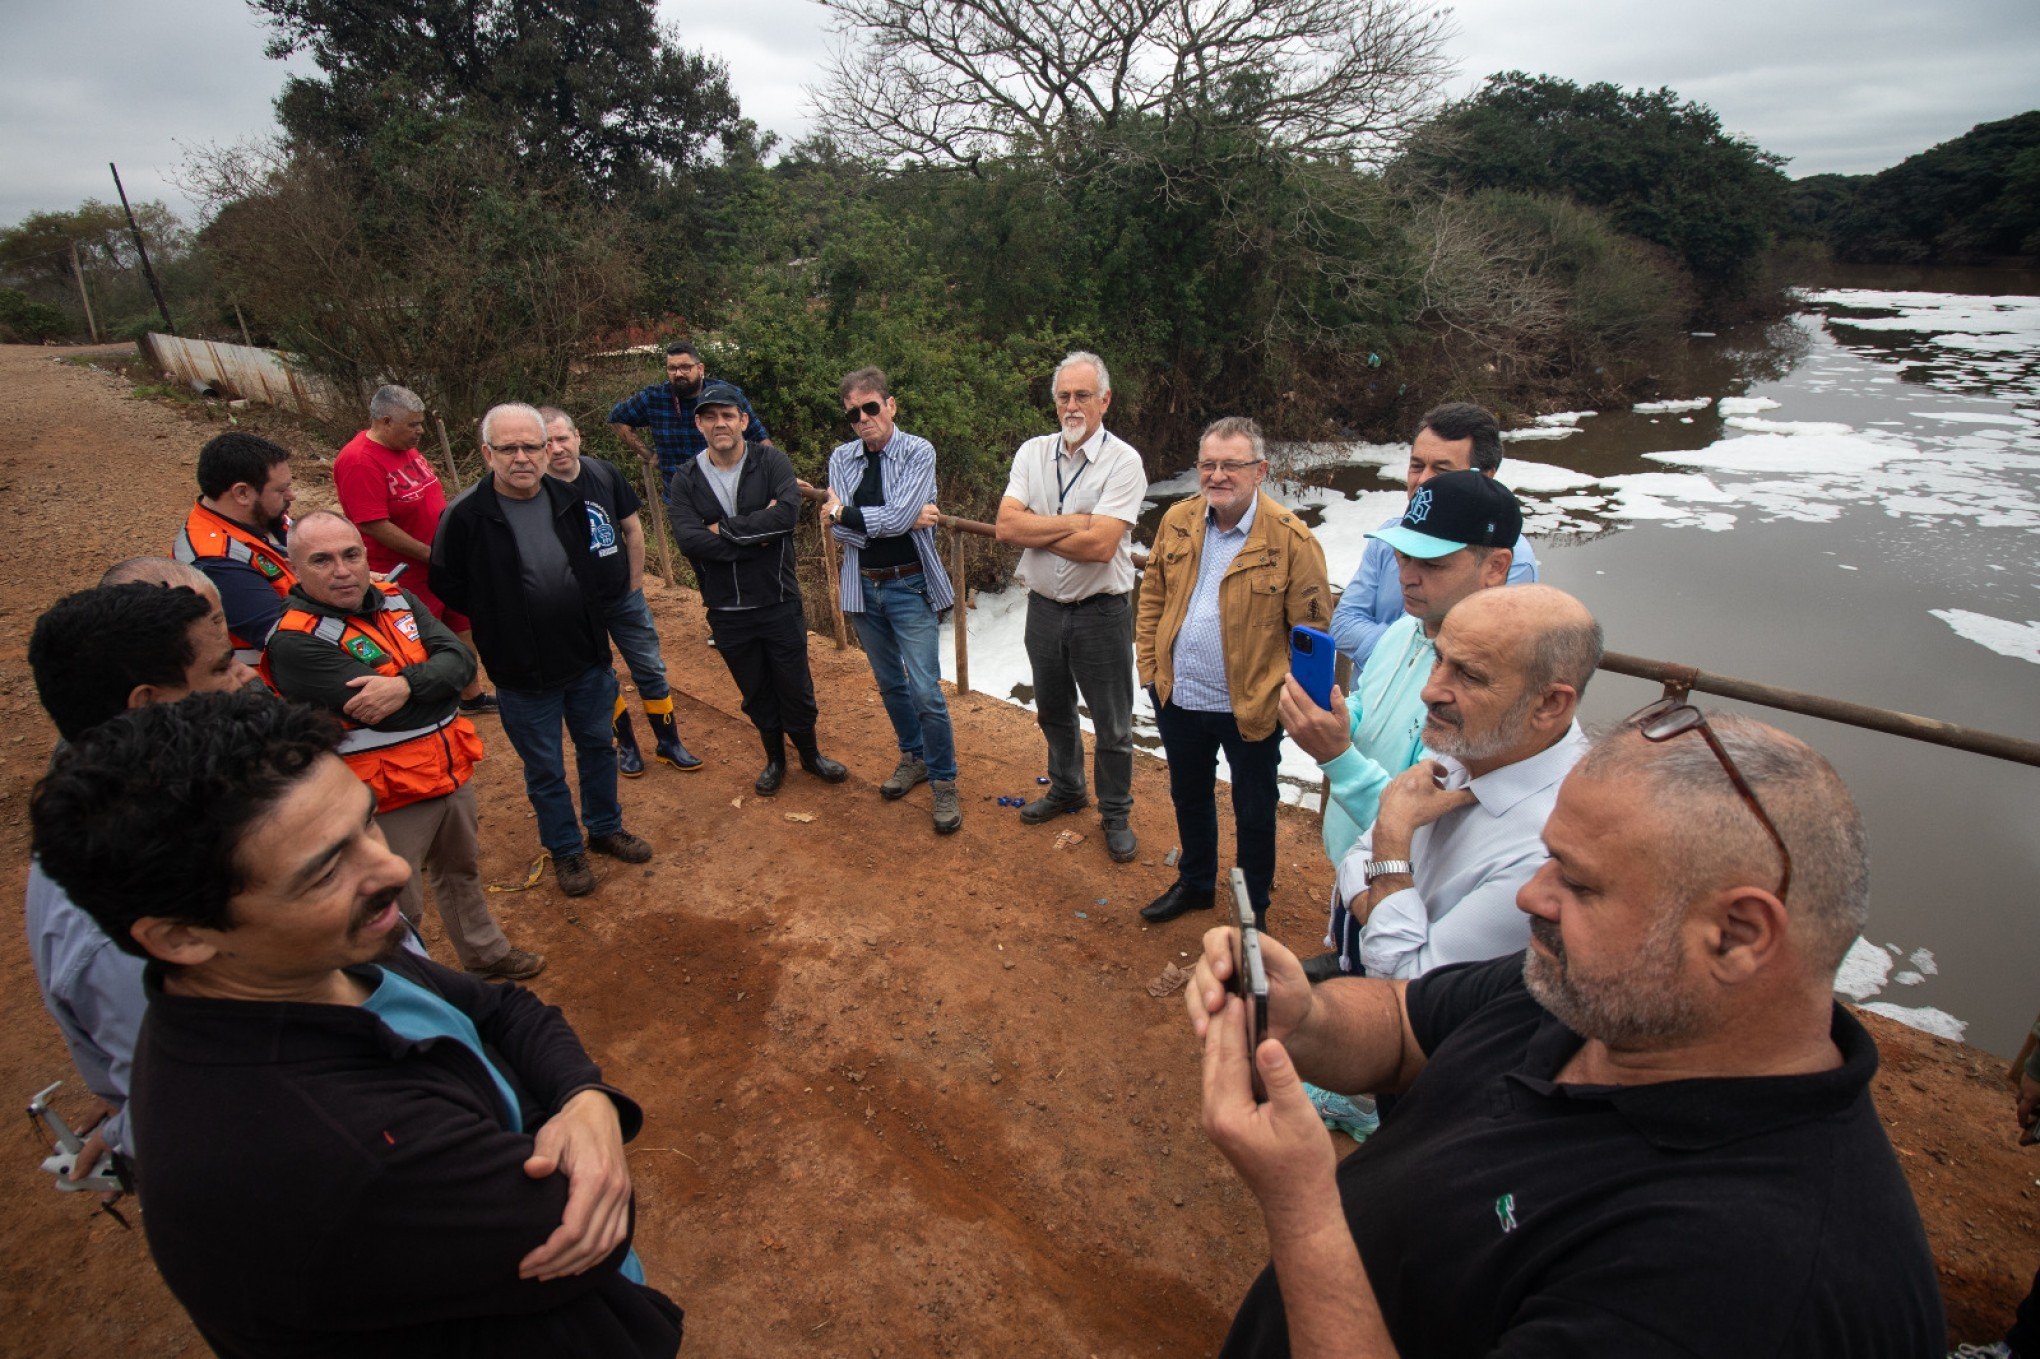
[108,162,174,335]
[68,239,99,343]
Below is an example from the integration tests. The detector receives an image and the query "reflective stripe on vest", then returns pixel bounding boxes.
[336,710,459,755]
[175,501,296,652]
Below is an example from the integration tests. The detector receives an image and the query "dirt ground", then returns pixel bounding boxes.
[0,341,2033,1356]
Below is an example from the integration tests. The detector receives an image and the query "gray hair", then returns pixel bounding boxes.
[100,556,214,593]
[368,385,425,421]
[1200,415,1265,462]
[480,403,547,448]
[1053,350,1111,395]
[1523,613,1603,698]
[1576,712,1868,974]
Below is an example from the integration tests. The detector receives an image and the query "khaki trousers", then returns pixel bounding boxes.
[376,783,509,970]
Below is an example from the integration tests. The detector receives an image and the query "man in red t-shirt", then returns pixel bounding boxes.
[333,385,495,712]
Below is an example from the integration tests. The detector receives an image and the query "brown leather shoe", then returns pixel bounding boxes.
[587,830,653,864]
[555,852,596,897]
[469,948,546,982]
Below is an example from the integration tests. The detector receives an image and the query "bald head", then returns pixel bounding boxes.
[1573,712,1866,976]
[288,511,372,611]
[100,557,222,616]
[1423,585,1601,771]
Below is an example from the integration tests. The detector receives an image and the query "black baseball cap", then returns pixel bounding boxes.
[1368,469,1522,559]
[694,380,742,411]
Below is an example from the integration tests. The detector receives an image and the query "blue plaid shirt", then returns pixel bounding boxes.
[608,380,770,481]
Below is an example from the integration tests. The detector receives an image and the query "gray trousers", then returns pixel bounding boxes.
[377,783,511,970]
[1024,590,1136,822]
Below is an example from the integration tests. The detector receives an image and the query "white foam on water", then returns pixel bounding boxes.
[1718,396,1782,416]
[1909,948,1939,977]
[1534,411,1595,426]
[1497,461,1599,493]
[1645,431,1911,477]
[1929,608,2040,664]
[1911,412,2032,426]
[1633,397,1712,413]
[1502,426,1580,441]
[1836,937,1893,1000]
[1895,971,1924,986]
[1861,1002,1969,1043]
[1724,417,1855,436]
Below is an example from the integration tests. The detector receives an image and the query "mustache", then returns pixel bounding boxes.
[1529,917,1563,958]
[351,884,403,934]
[1425,700,1460,727]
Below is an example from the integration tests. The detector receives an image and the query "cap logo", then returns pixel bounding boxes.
[1406,487,1433,525]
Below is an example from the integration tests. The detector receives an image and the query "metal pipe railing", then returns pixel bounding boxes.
[703,481,2039,772]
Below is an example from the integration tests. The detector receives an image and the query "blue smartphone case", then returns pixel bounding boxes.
[1289,625,1336,709]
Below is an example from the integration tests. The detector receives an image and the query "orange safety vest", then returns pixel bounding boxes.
[173,499,298,662]
[261,582,485,813]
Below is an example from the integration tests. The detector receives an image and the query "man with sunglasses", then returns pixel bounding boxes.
[1184,709,1942,1357]
[995,350,1149,864]
[432,404,655,899]
[821,369,961,833]
[1136,416,1329,924]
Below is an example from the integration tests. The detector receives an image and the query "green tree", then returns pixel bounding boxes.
[1818,111,2040,263]
[250,0,741,197]
[1401,72,1790,303]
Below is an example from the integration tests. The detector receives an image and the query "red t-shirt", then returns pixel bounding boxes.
[333,431,448,574]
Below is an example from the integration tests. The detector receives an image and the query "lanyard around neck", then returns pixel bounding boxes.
[1056,434,1100,512]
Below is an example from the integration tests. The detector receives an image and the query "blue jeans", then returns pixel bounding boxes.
[602,589,669,701]
[496,664,623,856]
[851,574,956,781]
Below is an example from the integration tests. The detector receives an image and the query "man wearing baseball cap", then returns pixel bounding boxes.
[666,381,848,794]
[1280,469,1525,868]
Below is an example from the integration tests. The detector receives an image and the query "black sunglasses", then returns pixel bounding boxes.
[844,399,885,423]
[1628,699,1792,902]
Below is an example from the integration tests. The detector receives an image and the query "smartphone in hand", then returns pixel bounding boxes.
[1227,868,1272,1103]
[1289,625,1336,710]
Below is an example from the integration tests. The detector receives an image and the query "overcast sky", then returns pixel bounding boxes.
[4,0,2037,227]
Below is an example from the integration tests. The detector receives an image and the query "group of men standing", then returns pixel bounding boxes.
[22,340,1952,1357]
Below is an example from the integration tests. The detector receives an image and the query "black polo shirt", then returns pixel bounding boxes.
[1220,953,1944,1358]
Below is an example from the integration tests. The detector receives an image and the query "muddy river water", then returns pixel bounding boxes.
[944,265,2040,1055]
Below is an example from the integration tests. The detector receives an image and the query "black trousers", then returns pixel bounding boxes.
[1155,699,1283,916]
[708,599,819,736]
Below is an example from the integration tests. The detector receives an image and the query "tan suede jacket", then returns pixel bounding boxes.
[1136,489,1331,741]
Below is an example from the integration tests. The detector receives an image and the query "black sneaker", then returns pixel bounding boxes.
[1019,794,1088,825]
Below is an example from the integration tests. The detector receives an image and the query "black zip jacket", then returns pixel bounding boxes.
[430,476,616,689]
[130,948,683,1358]
[664,441,802,611]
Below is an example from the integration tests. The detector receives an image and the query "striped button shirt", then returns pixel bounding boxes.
[825,429,955,614]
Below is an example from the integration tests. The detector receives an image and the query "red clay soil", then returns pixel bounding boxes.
[0,342,2032,1356]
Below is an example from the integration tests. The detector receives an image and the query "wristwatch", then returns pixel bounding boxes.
[1364,859,1414,883]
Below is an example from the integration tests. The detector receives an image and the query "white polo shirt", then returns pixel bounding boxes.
[1002,425,1148,602]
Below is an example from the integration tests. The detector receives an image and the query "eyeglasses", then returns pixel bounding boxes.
[1628,698,1792,902]
[1197,458,1264,475]
[1053,390,1100,406]
[844,399,885,423]
[489,442,546,457]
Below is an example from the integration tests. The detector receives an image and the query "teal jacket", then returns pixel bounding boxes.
[1318,612,1435,862]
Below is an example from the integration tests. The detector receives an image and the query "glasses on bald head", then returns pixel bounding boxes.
[1627,698,1792,902]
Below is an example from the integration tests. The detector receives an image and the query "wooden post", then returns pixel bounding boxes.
[232,302,254,349]
[68,239,98,342]
[638,458,677,587]
[432,416,463,490]
[109,163,174,335]
[817,510,849,650]
[950,523,970,695]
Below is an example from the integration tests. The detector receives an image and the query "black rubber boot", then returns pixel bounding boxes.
[613,700,645,778]
[755,728,787,796]
[790,729,848,783]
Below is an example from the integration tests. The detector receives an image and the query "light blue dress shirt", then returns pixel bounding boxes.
[1168,497,1258,713]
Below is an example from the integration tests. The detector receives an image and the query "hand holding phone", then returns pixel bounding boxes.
[1288,626,1336,710]
[1227,869,1272,1103]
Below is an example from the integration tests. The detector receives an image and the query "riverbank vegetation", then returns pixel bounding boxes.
[3,0,2033,506]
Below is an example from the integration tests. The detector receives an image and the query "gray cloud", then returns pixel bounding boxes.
[3,0,2035,230]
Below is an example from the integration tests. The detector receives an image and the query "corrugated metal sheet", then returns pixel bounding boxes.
[139,333,349,419]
